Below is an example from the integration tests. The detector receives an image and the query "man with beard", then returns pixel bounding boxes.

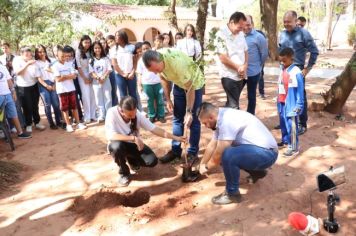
[197,102,278,205]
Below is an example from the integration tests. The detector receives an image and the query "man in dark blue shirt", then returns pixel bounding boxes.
[279,10,319,135]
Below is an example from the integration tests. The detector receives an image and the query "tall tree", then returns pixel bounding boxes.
[260,0,279,60]
[321,52,356,114]
[325,0,335,50]
[196,0,209,50]
[167,0,180,32]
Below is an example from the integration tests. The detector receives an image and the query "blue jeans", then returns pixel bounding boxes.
[109,71,118,106]
[39,81,61,126]
[172,85,202,156]
[115,73,138,102]
[222,144,278,194]
[243,73,260,115]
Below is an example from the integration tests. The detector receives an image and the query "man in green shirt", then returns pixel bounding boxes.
[142,48,204,163]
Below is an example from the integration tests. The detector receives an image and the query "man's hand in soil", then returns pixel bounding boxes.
[134,136,145,151]
[166,99,174,113]
[184,112,193,128]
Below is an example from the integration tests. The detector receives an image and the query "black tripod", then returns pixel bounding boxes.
[323,190,340,233]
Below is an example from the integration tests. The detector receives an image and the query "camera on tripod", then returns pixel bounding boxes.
[317,166,346,233]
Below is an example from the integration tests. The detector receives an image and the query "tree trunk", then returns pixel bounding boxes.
[325,0,335,50]
[322,52,356,114]
[168,0,180,32]
[196,0,209,51]
[260,0,279,60]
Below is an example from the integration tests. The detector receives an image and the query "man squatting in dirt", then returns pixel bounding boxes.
[197,102,279,205]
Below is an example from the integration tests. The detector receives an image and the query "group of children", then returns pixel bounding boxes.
[1,25,304,158]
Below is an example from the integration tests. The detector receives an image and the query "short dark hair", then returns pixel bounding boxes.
[142,41,151,48]
[134,42,143,55]
[197,102,217,118]
[106,35,115,41]
[298,16,307,23]
[279,47,294,57]
[1,42,10,47]
[142,50,162,68]
[62,45,73,54]
[229,12,247,23]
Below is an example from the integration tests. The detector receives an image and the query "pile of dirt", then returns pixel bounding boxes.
[0,160,23,190]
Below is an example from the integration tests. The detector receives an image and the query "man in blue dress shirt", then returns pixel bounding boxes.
[243,15,268,115]
[279,10,319,135]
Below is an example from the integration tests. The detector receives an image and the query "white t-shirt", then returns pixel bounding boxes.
[51,61,76,94]
[214,108,277,150]
[89,57,112,77]
[214,25,248,80]
[12,56,40,87]
[105,106,156,141]
[136,58,161,85]
[36,60,55,82]
[0,64,12,95]
[75,50,90,75]
[176,38,202,58]
[111,45,135,74]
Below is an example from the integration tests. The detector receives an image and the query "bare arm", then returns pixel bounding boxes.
[185,82,195,111]
[160,76,172,102]
[150,126,183,142]
[55,74,76,82]
[15,60,35,76]
[201,138,218,164]
[207,140,232,169]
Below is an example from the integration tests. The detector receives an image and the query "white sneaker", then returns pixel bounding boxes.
[11,127,17,133]
[35,123,46,131]
[26,126,32,133]
[66,125,74,133]
[77,123,87,130]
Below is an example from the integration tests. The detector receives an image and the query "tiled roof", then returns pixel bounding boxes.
[90,3,219,21]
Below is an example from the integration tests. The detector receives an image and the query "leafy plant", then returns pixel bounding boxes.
[347,24,356,46]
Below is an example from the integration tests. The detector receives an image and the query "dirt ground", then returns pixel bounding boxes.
[0,49,355,236]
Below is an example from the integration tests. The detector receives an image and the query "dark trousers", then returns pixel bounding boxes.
[295,65,308,128]
[258,67,265,95]
[73,78,83,121]
[108,141,158,176]
[109,71,118,106]
[243,73,260,115]
[221,77,244,109]
[172,85,202,156]
[17,83,41,126]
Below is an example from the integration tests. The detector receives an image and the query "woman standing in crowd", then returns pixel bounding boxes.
[174,32,184,47]
[106,35,118,106]
[35,45,61,129]
[153,34,164,51]
[176,24,202,61]
[111,30,138,102]
[76,35,97,123]
[162,32,173,48]
[13,46,46,132]
[89,41,112,122]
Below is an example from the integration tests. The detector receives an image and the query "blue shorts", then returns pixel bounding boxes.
[0,93,18,119]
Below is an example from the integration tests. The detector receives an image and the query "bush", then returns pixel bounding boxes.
[348,25,356,46]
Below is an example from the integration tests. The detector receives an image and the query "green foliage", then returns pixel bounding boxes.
[177,0,197,8]
[348,24,356,46]
[108,0,169,5]
[0,0,87,51]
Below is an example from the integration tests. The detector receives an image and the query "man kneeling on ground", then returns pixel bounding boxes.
[105,96,185,187]
[197,102,278,205]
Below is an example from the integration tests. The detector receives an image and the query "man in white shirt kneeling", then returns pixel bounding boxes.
[197,102,278,205]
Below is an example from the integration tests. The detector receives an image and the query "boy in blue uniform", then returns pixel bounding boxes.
[277,48,304,157]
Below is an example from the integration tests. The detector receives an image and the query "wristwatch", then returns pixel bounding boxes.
[186,108,192,114]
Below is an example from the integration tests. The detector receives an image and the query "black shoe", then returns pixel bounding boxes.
[158,117,166,123]
[118,174,130,187]
[212,191,242,205]
[277,141,287,147]
[260,94,266,100]
[274,124,281,130]
[128,162,141,172]
[50,124,58,130]
[160,150,181,164]
[187,153,198,163]
[298,126,307,135]
[17,132,32,139]
[246,170,268,184]
[149,117,156,123]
